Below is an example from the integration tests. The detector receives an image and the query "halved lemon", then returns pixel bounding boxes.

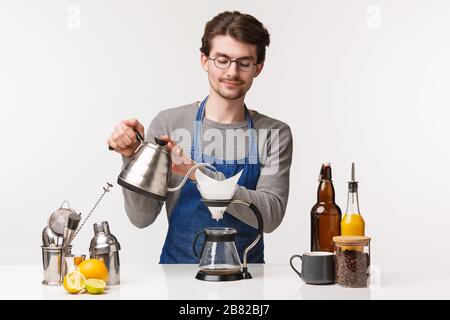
[85,278,106,294]
[63,271,86,294]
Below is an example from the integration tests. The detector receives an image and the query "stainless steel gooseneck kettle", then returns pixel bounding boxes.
[110,132,215,200]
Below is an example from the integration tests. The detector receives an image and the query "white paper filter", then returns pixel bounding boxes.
[195,169,243,221]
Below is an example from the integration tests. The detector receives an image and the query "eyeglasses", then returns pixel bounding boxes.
[208,56,257,72]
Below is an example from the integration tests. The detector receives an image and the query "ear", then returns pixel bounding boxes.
[254,62,264,78]
[200,53,209,72]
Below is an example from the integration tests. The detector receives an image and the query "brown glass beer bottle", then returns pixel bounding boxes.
[310,163,342,252]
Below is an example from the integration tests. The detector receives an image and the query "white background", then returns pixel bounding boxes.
[0,0,449,273]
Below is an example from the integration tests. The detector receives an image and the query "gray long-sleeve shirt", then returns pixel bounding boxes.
[121,101,293,233]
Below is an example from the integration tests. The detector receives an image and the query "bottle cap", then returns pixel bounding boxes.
[319,163,332,181]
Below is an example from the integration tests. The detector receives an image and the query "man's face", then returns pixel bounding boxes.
[201,35,264,100]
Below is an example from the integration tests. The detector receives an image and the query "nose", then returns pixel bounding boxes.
[225,61,240,77]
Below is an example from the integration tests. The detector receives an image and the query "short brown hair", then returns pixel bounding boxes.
[200,11,270,64]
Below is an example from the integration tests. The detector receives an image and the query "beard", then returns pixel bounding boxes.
[209,76,250,100]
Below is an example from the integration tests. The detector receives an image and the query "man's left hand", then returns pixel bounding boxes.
[159,135,197,181]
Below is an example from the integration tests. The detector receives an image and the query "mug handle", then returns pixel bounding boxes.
[289,255,303,278]
[192,231,206,259]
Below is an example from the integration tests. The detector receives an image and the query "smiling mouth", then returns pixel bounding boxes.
[221,80,242,86]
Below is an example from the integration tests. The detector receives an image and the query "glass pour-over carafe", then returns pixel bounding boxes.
[193,227,243,281]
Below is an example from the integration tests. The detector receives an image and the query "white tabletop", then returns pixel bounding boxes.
[0,263,448,300]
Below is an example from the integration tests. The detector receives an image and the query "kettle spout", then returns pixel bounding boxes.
[167,163,217,192]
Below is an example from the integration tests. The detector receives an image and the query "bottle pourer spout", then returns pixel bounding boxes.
[348,162,358,192]
[351,162,355,181]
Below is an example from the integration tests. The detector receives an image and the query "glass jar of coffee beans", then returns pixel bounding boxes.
[333,236,371,288]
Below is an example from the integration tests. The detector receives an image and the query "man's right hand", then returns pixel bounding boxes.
[107,118,145,157]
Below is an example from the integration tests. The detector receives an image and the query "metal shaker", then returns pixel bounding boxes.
[89,221,121,286]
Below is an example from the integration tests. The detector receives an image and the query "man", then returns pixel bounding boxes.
[108,11,293,263]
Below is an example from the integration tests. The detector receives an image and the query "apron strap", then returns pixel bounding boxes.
[192,97,207,163]
[192,96,258,164]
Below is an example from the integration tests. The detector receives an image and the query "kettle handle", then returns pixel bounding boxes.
[192,230,206,260]
[108,130,144,151]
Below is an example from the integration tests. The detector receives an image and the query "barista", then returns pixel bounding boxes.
[107,11,293,263]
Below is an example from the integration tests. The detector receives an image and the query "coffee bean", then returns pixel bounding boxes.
[336,249,369,288]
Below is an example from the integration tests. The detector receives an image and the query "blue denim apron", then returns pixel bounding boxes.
[159,97,264,263]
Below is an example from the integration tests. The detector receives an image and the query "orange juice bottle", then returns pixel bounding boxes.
[341,163,365,240]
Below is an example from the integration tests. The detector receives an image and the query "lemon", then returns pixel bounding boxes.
[63,271,86,294]
[85,278,106,294]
